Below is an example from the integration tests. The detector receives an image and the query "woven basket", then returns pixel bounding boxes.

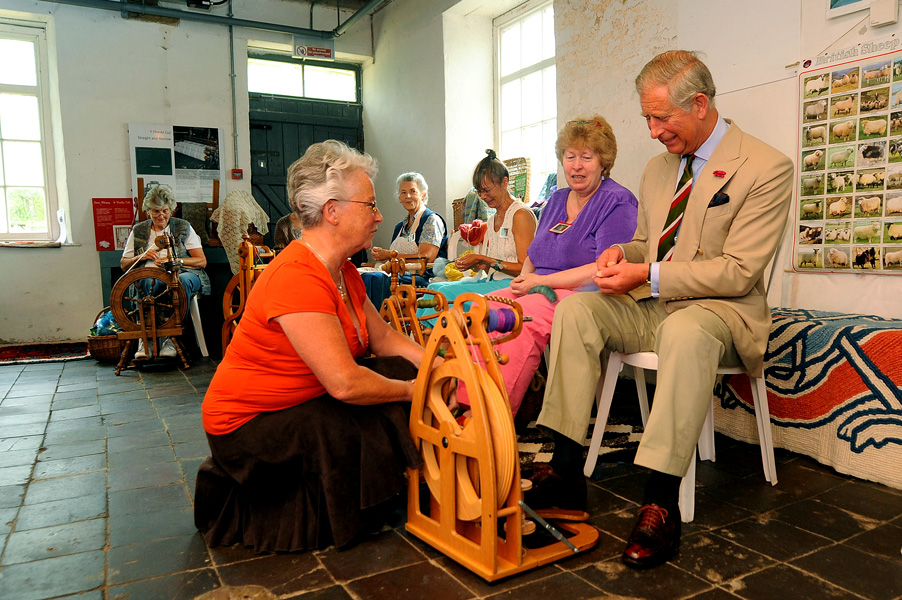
[88,335,123,363]
[452,197,465,229]
[87,307,124,363]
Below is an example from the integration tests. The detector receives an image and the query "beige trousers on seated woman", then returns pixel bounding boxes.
[536,292,740,478]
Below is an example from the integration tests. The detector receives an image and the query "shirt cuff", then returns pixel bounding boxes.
[650,261,660,297]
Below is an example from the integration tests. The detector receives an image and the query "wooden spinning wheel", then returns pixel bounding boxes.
[380,284,448,346]
[221,236,274,356]
[111,268,188,332]
[110,266,190,374]
[406,293,599,581]
[378,252,439,345]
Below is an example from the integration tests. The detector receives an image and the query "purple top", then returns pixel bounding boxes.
[527,177,638,290]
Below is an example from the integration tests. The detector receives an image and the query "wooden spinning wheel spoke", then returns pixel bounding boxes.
[111,268,187,332]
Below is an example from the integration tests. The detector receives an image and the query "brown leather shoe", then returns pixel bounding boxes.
[621,504,681,569]
[524,464,587,511]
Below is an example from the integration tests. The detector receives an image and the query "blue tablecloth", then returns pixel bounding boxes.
[417,279,512,325]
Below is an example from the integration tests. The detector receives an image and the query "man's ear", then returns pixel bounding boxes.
[693,92,709,120]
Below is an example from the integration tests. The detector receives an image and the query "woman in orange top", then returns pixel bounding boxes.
[195,140,430,553]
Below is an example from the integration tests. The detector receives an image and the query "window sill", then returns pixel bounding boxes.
[0,241,69,249]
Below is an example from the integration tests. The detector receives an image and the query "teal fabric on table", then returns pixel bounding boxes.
[417,279,512,326]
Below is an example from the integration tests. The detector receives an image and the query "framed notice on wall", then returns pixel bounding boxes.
[92,198,136,252]
[795,40,902,274]
[128,123,224,205]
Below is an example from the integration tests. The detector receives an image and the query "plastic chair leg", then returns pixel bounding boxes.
[749,375,777,485]
[679,450,696,523]
[698,401,716,463]
[190,294,208,358]
[583,353,623,477]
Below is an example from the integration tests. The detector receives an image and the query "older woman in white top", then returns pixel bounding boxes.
[371,172,448,264]
[454,150,536,280]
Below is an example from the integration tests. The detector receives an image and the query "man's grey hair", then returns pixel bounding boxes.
[635,50,716,112]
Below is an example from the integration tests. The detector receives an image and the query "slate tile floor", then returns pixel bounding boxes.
[0,359,900,600]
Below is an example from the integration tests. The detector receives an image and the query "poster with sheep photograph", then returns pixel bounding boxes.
[796,43,902,275]
[892,83,902,109]
[889,137,902,162]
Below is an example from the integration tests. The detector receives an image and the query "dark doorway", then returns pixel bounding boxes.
[249,94,363,247]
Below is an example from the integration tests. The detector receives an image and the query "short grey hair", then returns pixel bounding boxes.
[287,140,378,228]
[143,185,177,213]
[396,172,429,204]
[635,50,716,112]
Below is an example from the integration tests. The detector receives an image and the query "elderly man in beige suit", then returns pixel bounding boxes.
[527,51,793,569]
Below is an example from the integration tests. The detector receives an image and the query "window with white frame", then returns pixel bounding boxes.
[495,1,556,202]
[0,21,57,241]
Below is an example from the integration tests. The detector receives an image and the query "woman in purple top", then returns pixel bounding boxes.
[459,116,638,418]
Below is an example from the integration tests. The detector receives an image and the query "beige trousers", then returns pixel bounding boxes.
[536,292,740,477]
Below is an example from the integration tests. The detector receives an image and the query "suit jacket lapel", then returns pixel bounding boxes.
[648,152,682,261]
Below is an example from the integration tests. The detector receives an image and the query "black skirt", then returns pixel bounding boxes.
[194,356,423,552]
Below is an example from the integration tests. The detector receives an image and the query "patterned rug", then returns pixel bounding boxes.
[517,385,645,475]
[0,342,90,365]
[714,307,902,490]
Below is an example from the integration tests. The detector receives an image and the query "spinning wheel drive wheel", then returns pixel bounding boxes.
[222,274,241,320]
[418,364,517,522]
[111,267,188,332]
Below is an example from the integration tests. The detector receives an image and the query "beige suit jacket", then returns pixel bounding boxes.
[622,121,794,377]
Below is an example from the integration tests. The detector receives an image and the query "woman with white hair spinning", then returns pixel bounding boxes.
[119,184,209,358]
[195,140,435,553]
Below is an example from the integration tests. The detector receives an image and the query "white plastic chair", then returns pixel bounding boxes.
[446,231,463,261]
[583,351,777,522]
[189,294,208,357]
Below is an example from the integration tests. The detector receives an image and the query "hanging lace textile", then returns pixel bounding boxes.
[211,190,270,275]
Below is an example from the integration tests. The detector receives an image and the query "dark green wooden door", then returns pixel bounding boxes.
[249,94,363,246]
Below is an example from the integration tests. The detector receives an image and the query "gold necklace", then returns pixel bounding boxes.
[299,236,349,301]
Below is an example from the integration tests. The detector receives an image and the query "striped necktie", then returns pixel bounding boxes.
[657,154,695,262]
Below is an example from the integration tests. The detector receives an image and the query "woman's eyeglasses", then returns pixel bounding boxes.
[567,120,603,128]
[333,199,380,214]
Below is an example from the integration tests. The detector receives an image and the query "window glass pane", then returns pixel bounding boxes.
[542,7,555,61]
[543,65,556,120]
[0,39,37,86]
[0,94,40,140]
[500,79,521,130]
[520,12,542,69]
[499,25,520,77]
[247,58,303,97]
[520,71,542,125]
[3,141,44,186]
[501,128,522,160]
[522,123,541,161]
[0,144,4,186]
[304,65,357,102]
[0,189,6,233]
[6,187,45,232]
[543,119,558,171]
